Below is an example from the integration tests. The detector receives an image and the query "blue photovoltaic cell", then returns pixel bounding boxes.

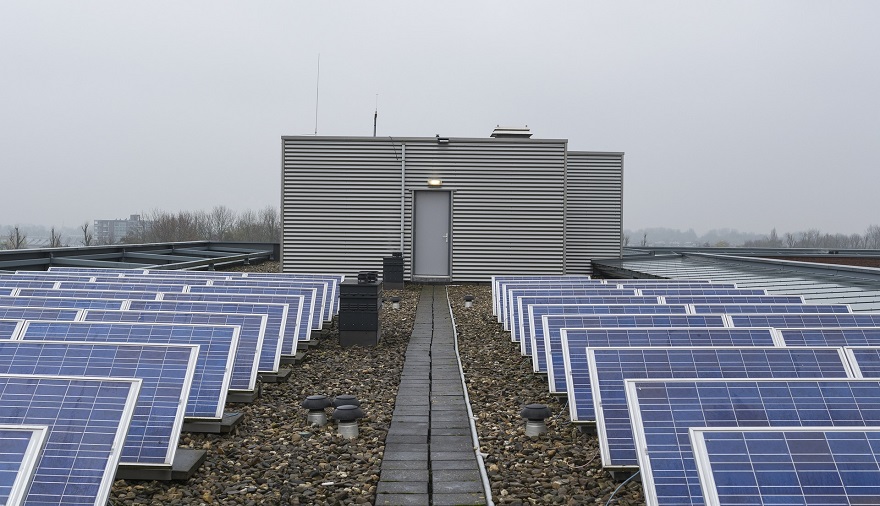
[0,273,96,282]
[690,303,852,314]
[81,310,263,392]
[627,379,880,506]
[617,283,736,289]
[0,320,22,339]
[0,295,126,310]
[165,291,307,354]
[19,321,237,420]
[538,314,728,384]
[0,426,46,506]
[691,427,880,506]
[0,280,59,289]
[589,347,850,469]
[128,299,288,373]
[845,347,880,378]
[491,275,593,316]
[504,286,633,331]
[513,296,661,346]
[780,328,880,348]
[0,374,140,506]
[56,281,189,293]
[0,289,11,296]
[212,278,333,322]
[731,313,880,328]
[90,276,209,287]
[522,303,688,357]
[560,328,778,424]
[15,288,160,300]
[0,307,81,322]
[0,341,196,466]
[188,284,322,331]
[665,295,805,304]
[638,288,768,296]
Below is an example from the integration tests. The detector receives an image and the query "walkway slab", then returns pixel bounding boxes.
[377,285,487,506]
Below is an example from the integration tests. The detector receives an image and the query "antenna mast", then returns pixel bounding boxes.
[314,54,320,135]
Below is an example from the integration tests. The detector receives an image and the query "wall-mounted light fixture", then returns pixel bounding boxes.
[427,179,443,187]
[437,137,450,144]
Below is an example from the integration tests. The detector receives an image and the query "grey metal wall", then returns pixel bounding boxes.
[564,152,624,274]
[281,136,622,281]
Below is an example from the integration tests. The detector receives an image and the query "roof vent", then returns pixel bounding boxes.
[490,126,532,138]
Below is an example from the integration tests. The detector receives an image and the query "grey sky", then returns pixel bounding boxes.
[1,1,877,235]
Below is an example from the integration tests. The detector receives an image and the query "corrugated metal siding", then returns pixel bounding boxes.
[564,152,624,274]
[281,138,403,275]
[402,139,566,281]
[282,137,622,281]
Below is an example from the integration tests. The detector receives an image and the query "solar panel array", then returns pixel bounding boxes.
[0,266,342,500]
[489,274,880,506]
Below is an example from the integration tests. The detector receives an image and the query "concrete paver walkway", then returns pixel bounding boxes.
[376,286,487,506]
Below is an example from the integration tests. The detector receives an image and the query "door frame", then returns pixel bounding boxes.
[411,189,453,282]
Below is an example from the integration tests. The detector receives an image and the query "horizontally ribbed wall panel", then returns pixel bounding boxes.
[564,152,624,274]
[402,139,566,281]
[282,138,403,276]
[282,137,569,280]
[281,137,622,281]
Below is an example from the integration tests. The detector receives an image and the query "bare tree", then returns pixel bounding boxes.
[621,233,630,247]
[640,232,647,247]
[866,225,880,249]
[49,227,63,248]
[81,222,94,246]
[259,206,280,242]
[4,226,27,250]
[209,205,235,241]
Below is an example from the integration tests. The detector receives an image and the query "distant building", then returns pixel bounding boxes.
[281,127,624,280]
[94,214,148,244]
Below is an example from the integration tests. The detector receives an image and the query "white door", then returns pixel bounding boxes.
[413,191,451,278]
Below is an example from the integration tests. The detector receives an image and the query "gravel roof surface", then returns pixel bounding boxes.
[109,261,645,505]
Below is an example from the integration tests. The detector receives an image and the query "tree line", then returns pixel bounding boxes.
[742,226,880,249]
[2,206,281,250]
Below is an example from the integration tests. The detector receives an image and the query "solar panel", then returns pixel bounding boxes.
[160,292,304,355]
[561,328,780,425]
[0,374,140,506]
[504,287,638,331]
[18,321,237,420]
[490,275,593,317]
[844,347,880,378]
[0,307,82,322]
[0,280,59,289]
[538,314,729,384]
[604,279,712,284]
[212,278,335,322]
[514,295,662,346]
[0,289,12,296]
[730,313,880,328]
[521,303,688,356]
[188,284,322,331]
[90,276,210,287]
[0,340,196,468]
[780,328,880,347]
[0,425,47,506]
[589,346,851,470]
[664,295,805,304]
[127,299,288,373]
[0,295,126,310]
[81,309,264,392]
[638,289,768,296]
[617,283,737,289]
[4,272,99,282]
[15,288,160,300]
[0,320,23,339]
[626,379,880,506]
[56,281,189,293]
[690,303,853,314]
[690,427,880,506]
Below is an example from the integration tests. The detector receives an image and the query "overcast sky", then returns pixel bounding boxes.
[1,1,877,235]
